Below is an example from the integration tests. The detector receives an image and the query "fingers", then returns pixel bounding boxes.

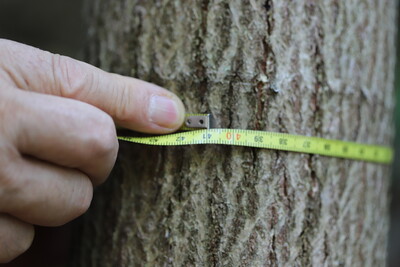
[0,156,93,226]
[6,89,118,185]
[0,39,185,133]
[0,214,34,263]
[74,73,186,133]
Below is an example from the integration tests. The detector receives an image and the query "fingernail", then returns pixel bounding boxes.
[149,95,183,129]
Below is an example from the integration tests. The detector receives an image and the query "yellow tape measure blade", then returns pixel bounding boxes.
[118,129,393,164]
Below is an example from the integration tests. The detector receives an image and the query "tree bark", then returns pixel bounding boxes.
[71,0,397,266]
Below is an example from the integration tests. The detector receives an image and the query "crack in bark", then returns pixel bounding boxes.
[72,1,395,266]
[193,0,210,103]
[256,0,276,131]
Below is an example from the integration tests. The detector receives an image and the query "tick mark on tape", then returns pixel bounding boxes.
[117,113,393,164]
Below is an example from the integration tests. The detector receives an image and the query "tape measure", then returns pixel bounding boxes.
[118,114,393,164]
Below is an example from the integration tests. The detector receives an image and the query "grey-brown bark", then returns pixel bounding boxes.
[71,1,397,266]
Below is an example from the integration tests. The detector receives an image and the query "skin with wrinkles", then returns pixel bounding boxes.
[0,39,185,263]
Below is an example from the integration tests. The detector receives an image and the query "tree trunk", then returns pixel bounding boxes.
[71,1,397,266]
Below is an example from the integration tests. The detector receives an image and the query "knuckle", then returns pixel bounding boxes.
[51,54,91,98]
[0,249,17,263]
[71,177,93,217]
[0,173,16,203]
[12,226,34,260]
[111,78,136,123]
[0,217,34,263]
[87,113,118,160]
[0,146,21,204]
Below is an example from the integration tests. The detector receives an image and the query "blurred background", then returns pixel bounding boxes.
[0,1,85,266]
[0,0,399,266]
[0,0,85,58]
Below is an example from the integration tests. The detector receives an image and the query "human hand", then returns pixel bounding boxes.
[0,39,185,262]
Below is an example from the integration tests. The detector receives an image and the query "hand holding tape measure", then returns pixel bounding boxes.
[118,114,393,164]
[0,40,186,263]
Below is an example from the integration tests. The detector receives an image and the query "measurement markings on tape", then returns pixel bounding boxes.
[118,128,393,164]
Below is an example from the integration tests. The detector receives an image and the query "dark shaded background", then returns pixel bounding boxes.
[0,0,399,266]
[0,0,85,58]
[0,1,85,266]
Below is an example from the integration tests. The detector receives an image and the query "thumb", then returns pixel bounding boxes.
[0,39,185,133]
[59,63,186,133]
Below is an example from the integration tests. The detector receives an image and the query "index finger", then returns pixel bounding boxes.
[0,39,185,133]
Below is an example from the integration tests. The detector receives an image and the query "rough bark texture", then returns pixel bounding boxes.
[71,1,397,266]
